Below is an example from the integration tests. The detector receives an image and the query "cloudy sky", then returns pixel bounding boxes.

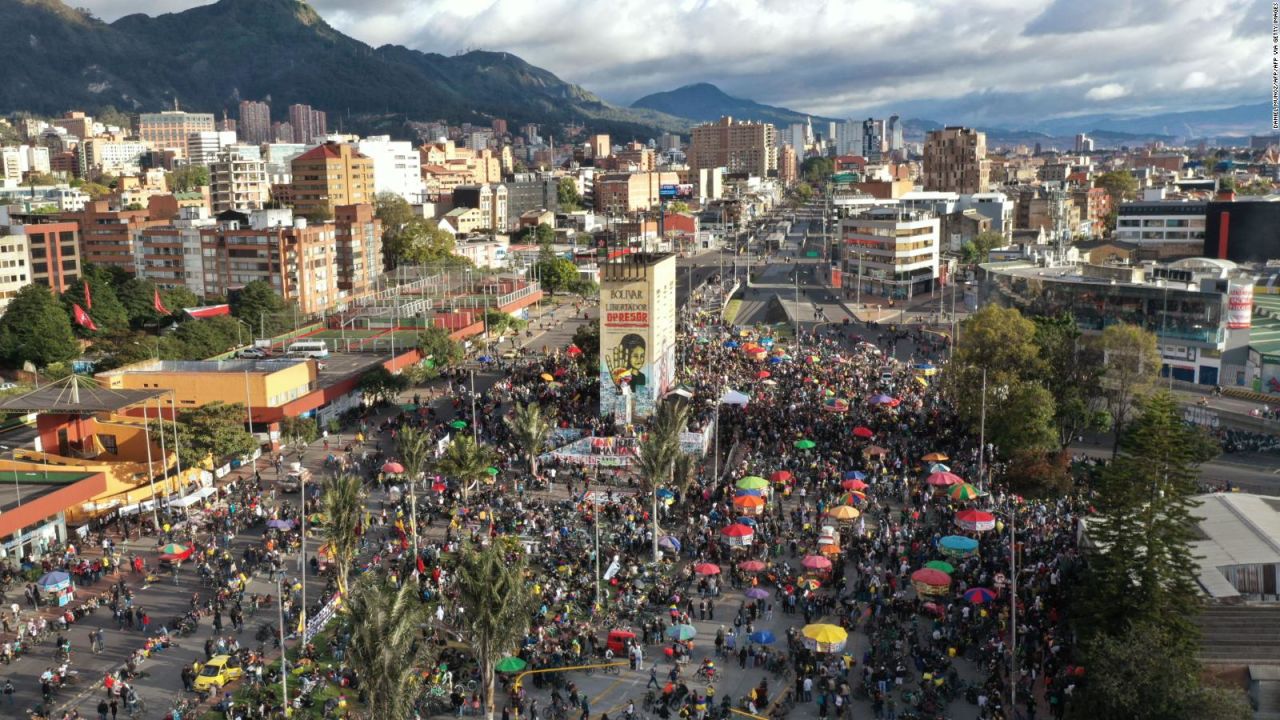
[77,0,1271,127]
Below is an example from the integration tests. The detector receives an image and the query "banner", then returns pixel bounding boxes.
[153,289,171,315]
[304,591,344,643]
[72,304,98,331]
[1227,284,1253,329]
[599,257,676,420]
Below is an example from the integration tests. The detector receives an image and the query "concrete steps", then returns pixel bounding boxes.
[1198,606,1280,664]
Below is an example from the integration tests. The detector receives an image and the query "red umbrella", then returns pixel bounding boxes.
[382,461,405,474]
[694,563,721,576]
[800,555,832,570]
[769,471,793,483]
[841,478,869,491]
[852,426,875,439]
[955,509,997,532]
[911,568,952,588]
[926,471,964,487]
[756,370,771,379]
[738,560,766,573]
[720,524,754,538]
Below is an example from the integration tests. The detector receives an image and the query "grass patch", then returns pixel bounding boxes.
[723,299,743,325]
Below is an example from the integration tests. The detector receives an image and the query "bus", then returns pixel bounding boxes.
[285,340,330,358]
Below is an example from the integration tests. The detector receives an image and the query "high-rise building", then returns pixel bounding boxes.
[922,127,990,194]
[1074,133,1095,153]
[289,142,375,218]
[887,115,904,153]
[238,101,272,145]
[841,206,940,299]
[779,145,798,183]
[210,153,270,213]
[334,204,382,295]
[688,117,777,177]
[788,123,807,153]
[287,104,327,145]
[658,133,682,152]
[356,136,425,200]
[589,134,612,159]
[62,200,166,273]
[50,112,94,142]
[861,118,886,161]
[138,111,216,153]
[186,131,238,166]
[491,118,508,137]
[0,210,83,308]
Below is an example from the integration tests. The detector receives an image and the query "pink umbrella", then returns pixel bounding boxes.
[852,426,875,439]
[955,509,997,532]
[841,478,869,491]
[694,563,721,576]
[382,461,405,474]
[801,555,832,570]
[738,560,766,573]
[926,471,964,487]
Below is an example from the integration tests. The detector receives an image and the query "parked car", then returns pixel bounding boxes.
[239,347,269,359]
[280,468,312,493]
[193,654,244,692]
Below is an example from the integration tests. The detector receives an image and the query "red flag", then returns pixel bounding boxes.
[73,303,98,331]
[567,343,583,357]
[416,555,426,575]
[83,280,92,310]
[153,288,170,315]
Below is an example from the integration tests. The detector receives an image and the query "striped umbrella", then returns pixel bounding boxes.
[948,483,981,501]
[964,587,997,604]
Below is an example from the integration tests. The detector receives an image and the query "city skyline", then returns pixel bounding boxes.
[72,0,1269,129]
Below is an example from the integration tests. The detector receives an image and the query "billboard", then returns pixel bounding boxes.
[659,184,679,199]
[1227,283,1254,329]
[600,256,677,420]
[829,267,842,289]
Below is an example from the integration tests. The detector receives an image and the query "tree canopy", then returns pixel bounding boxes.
[536,256,579,296]
[418,326,464,369]
[175,401,257,469]
[0,283,80,368]
[230,280,291,337]
[556,177,582,211]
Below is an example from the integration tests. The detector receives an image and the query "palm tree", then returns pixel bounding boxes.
[438,434,500,503]
[397,426,434,559]
[672,452,696,500]
[454,539,536,720]
[634,401,691,563]
[504,402,554,481]
[345,575,432,719]
[320,473,366,597]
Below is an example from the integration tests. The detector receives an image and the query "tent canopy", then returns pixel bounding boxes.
[719,389,751,406]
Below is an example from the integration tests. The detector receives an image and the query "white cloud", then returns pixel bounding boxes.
[72,0,1269,125]
[1084,83,1129,101]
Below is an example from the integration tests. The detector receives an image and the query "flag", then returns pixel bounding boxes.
[72,304,98,331]
[153,288,170,315]
[567,344,582,357]
[84,280,92,310]
[416,555,426,575]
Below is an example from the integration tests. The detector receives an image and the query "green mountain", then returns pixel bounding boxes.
[630,83,836,127]
[0,0,687,139]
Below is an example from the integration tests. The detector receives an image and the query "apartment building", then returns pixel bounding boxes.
[589,134,611,159]
[594,172,683,213]
[287,104,327,145]
[840,206,940,300]
[1115,200,1207,252]
[81,138,151,176]
[186,131,238,166]
[62,200,166,272]
[238,101,272,145]
[50,112,94,142]
[138,111,216,154]
[133,209,216,295]
[0,209,81,297]
[356,136,426,200]
[922,127,990,194]
[452,184,509,232]
[333,204,382,297]
[289,142,375,218]
[200,210,337,314]
[688,117,778,177]
[210,154,270,213]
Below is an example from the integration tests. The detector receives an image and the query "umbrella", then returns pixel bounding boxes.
[749,630,776,644]
[495,657,527,673]
[921,602,945,618]
[948,483,982,501]
[925,560,955,574]
[793,439,817,450]
[737,476,769,490]
[852,426,875,439]
[801,624,848,653]
[768,357,785,365]
[160,543,188,556]
[37,571,70,589]
[922,452,949,462]
[841,478,869,491]
[843,471,867,481]
[382,461,405,474]
[266,519,295,531]
[734,488,764,497]
[666,624,697,640]
[745,588,770,600]
[756,370,771,379]
[658,535,681,552]
[537,372,552,382]
[955,509,997,532]
[797,578,822,591]
[656,488,675,500]
[733,495,766,512]
[911,568,952,595]
[822,398,850,413]
[486,466,500,477]
[929,462,951,474]
[868,393,895,405]
[769,470,793,484]
[738,560,766,573]
[801,555,832,570]
[827,505,860,521]
[818,544,842,556]
[736,516,758,527]
[694,563,721,576]
[964,587,997,604]
[762,379,778,385]
[721,523,754,538]
[477,355,494,363]
[723,340,740,349]
[939,535,980,557]
[449,420,468,429]
[926,471,965,487]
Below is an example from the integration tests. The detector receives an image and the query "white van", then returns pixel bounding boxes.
[286,340,330,358]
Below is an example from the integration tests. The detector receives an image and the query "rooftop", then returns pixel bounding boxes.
[1192,493,1280,600]
[97,358,310,377]
[0,379,167,414]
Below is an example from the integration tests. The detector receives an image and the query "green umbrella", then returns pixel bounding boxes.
[449,420,468,429]
[925,560,955,575]
[666,624,697,641]
[495,656,527,673]
[486,467,500,476]
[737,476,769,490]
[794,439,816,450]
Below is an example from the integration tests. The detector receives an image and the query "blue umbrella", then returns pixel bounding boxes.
[734,488,764,497]
[914,363,936,371]
[478,355,494,363]
[939,535,980,557]
[768,356,784,364]
[724,340,740,348]
[844,471,867,481]
[760,338,775,347]
[749,630,776,644]
[656,489,675,500]
[37,571,70,589]
[736,517,758,527]
[658,535,681,552]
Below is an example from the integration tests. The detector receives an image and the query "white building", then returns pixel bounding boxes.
[840,206,940,300]
[83,139,151,176]
[788,123,807,153]
[0,233,30,313]
[958,192,1015,238]
[209,154,270,213]
[186,131,238,166]
[356,136,426,200]
[1115,200,1207,248]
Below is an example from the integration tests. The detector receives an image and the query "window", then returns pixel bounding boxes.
[99,434,118,454]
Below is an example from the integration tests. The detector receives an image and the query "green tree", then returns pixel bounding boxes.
[944,304,1047,437]
[1033,314,1108,448]
[671,451,696,499]
[397,219,460,266]
[320,473,366,596]
[80,182,112,199]
[535,256,579,296]
[570,323,599,369]
[1078,392,1205,647]
[959,230,1006,266]
[556,177,582,211]
[358,366,409,404]
[483,310,526,338]
[231,280,291,336]
[344,576,432,720]
[175,402,257,469]
[801,156,835,184]
[0,283,80,368]
[668,200,690,214]
[160,286,200,317]
[634,401,690,562]
[1097,323,1160,455]
[376,192,416,270]
[437,434,499,503]
[417,326,464,369]
[568,279,599,300]
[87,330,160,370]
[395,426,434,557]
[116,277,163,328]
[61,270,130,336]
[165,315,242,360]
[168,165,209,192]
[984,382,1058,456]
[521,223,555,247]
[453,539,537,720]
[1069,621,1252,720]
[25,171,60,186]
[505,402,554,479]
[278,416,319,450]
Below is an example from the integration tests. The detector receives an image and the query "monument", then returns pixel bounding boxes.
[599,252,677,421]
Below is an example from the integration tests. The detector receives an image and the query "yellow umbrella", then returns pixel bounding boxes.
[827,505,860,521]
[540,373,554,382]
[801,623,848,652]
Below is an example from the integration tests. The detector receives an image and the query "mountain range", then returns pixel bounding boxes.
[1,0,686,139]
[631,83,837,128]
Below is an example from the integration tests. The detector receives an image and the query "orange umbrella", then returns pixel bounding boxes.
[733,495,766,509]
[819,544,842,556]
[770,470,793,484]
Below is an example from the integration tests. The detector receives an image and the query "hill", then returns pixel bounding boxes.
[631,83,836,127]
[0,0,687,139]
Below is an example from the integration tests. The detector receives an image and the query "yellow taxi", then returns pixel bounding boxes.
[193,654,244,692]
